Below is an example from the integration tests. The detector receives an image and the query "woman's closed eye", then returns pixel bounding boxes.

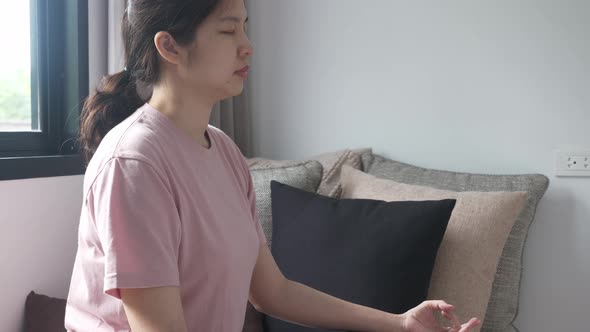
[221,24,247,35]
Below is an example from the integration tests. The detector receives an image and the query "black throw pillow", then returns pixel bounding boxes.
[24,291,67,332]
[264,181,456,332]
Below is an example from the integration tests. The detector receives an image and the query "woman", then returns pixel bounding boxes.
[65,0,481,331]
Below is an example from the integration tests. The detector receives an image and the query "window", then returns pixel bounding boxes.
[0,0,88,180]
[0,1,34,132]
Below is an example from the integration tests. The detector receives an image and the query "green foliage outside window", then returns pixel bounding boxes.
[0,69,31,123]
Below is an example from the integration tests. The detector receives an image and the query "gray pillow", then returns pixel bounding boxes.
[361,153,549,332]
[250,160,323,248]
[247,148,371,199]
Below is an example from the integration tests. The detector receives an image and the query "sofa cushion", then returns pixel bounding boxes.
[361,153,549,332]
[340,166,528,331]
[24,291,67,332]
[265,180,456,332]
[242,302,264,332]
[249,160,323,247]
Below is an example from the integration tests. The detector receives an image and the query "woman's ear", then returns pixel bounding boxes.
[154,31,184,66]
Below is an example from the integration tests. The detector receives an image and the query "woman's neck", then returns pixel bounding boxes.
[149,84,215,147]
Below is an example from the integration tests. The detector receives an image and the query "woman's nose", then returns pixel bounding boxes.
[240,42,254,58]
[239,32,254,57]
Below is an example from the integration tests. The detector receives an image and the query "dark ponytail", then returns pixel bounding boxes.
[79,0,224,162]
[79,69,144,162]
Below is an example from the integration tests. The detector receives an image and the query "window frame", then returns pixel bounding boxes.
[0,0,88,181]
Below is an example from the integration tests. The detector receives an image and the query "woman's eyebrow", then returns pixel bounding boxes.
[219,16,248,23]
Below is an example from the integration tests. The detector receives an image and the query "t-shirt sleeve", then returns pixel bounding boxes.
[89,157,181,299]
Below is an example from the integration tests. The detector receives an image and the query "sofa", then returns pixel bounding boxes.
[24,148,549,332]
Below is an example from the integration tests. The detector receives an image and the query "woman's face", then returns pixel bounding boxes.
[181,0,253,101]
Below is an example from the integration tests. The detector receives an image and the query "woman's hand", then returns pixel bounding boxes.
[399,300,480,332]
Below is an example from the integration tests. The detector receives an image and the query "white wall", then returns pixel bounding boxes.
[0,176,82,332]
[247,1,589,331]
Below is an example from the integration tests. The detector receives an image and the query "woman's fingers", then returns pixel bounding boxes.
[441,310,462,329]
[458,318,481,332]
[424,300,480,332]
[427,300,455,312]
[437,327,455,332]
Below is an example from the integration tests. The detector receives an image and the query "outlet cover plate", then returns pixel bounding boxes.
[555,149,590,177]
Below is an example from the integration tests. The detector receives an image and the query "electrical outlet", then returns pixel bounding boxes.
[555,149,590,177]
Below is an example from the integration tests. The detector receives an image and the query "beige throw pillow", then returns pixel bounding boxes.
[340,166,527,331]
[309,147,372,197]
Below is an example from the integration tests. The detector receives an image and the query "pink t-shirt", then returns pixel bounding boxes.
[65,103,266,331]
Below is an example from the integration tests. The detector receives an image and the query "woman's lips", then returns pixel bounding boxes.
[236,65,250,72]
[235,66,249,78]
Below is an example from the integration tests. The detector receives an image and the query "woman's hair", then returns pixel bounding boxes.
[79,0,224,162]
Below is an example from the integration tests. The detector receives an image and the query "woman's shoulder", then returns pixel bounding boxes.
[84,107,167,183]
[208,125,248,166]
[107,105,174,160]
[207,125,230,145]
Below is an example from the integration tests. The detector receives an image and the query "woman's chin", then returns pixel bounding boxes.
[229,83,245,97]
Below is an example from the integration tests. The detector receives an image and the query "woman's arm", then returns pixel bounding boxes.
[121,286,188,332]
[249,244,400,331]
